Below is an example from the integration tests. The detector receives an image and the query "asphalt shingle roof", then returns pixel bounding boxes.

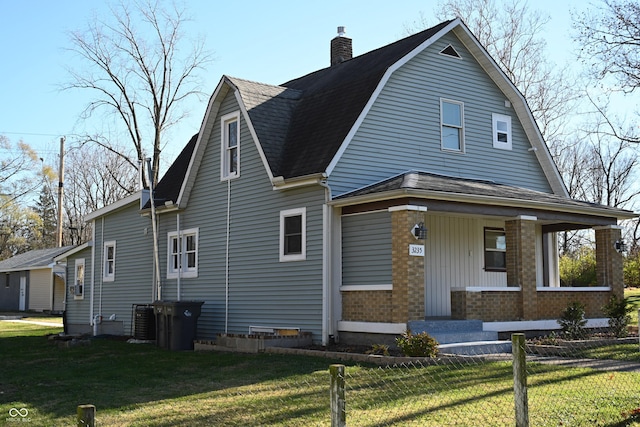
[233,20,453,179]
[0,246,76,271]
[335,171,632,217]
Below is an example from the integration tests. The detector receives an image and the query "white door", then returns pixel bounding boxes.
[19,276,26,311]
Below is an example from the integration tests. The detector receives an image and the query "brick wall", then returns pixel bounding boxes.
[341,290,393,322]
[390,207,425,322]
[536,290,611,319]
[595,226,624,299]
[505,218,537,319]
[452,288,612,321]
[451,290,521,321]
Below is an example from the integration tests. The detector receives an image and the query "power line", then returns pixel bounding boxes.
[0,131,65,137]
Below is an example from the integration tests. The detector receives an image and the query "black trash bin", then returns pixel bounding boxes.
[153,301,204,350]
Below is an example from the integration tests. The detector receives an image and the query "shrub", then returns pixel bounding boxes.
[559,247,597,287]
[624,254,640,288]
[602,294,631,338]
[557,301,587,340]
[366,344,390,356]
[395,330,439,357]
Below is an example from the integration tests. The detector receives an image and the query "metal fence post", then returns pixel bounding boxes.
[330,364,346,427]
[512,333,529,427]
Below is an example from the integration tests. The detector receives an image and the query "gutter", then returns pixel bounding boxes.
[272,173,327,190]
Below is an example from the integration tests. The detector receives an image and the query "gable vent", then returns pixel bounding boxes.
[440,44,461,58]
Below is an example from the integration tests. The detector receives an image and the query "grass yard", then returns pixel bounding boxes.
[1,316,640,426]
[627,287,640,327]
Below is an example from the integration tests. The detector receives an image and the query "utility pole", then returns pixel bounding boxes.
[56,136,65,247]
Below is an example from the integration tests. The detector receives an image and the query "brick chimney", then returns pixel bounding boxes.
[331,26,352,66]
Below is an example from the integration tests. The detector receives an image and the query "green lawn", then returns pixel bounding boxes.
[1,321,640,426]
[627,287,640,327]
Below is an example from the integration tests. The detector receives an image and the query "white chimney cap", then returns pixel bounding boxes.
[337,26,346,37]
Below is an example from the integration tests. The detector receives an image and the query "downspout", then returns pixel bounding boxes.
[177,213,181,301]
[225,179,231,333]
[319,178,333,346]
[98,217,104,326]
[146,158,162,301]
[89,220,96,330]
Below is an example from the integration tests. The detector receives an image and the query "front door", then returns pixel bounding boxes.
[19,276,26,311]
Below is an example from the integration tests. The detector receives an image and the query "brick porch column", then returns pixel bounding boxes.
[594,225,624,299]
[389,205,426,323]
[505,216,537,320]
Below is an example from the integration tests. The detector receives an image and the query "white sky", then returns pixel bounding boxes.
[0,0,604,173]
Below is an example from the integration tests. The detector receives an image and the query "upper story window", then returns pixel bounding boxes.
[441,99,464,152]
[280,207,306,262]
[103,241,116,282]
[484,228,506,272]
[167,228,199,279]
[492,113,512,150]
[221,112,240,180]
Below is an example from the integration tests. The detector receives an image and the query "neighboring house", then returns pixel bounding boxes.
[0,246,75,313]
[58,19,635,345]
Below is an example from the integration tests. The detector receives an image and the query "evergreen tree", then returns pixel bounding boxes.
[32,184,57,248]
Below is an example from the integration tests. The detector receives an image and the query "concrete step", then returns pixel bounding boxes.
[408,319,484,334]
[439,340,512,356]
[429,330,499,345]
[407,319,499,345]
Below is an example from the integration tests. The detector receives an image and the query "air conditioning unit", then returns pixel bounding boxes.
[75,285,83,296]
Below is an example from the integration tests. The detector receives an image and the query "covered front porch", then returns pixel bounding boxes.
[332,172,634,342]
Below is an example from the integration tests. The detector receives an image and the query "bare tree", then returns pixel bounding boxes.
[62,143,139,245]
[405,0,578,146]
[0,135,50,207]
[64,0,212,185]
[0,196,41,259]
[573,0,640,144]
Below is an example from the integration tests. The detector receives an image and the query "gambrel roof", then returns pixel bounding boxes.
[175,18,568,208]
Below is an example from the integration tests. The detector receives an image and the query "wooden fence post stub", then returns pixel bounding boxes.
[77,404,96,427]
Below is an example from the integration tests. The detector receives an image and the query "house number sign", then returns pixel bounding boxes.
[409,244,425,257]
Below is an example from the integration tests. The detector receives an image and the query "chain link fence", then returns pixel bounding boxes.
[319,334,640,426]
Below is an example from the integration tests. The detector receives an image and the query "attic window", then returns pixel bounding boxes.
[440,44,461,59]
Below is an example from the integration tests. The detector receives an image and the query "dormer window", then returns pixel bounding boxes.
[221,112,240,180]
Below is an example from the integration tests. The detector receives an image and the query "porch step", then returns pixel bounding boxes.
[408,319,498,343]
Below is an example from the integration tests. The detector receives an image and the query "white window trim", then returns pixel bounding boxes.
[440,98,465,153]
[220,111,240,180]
[492,113,512,150]
[279,207,306,262]
[73,258,85,300]
[167,228,199,279]
[103,241,116,282]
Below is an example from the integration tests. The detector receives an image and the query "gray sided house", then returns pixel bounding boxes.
[0,246,75,313]
[62,19,634,346]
